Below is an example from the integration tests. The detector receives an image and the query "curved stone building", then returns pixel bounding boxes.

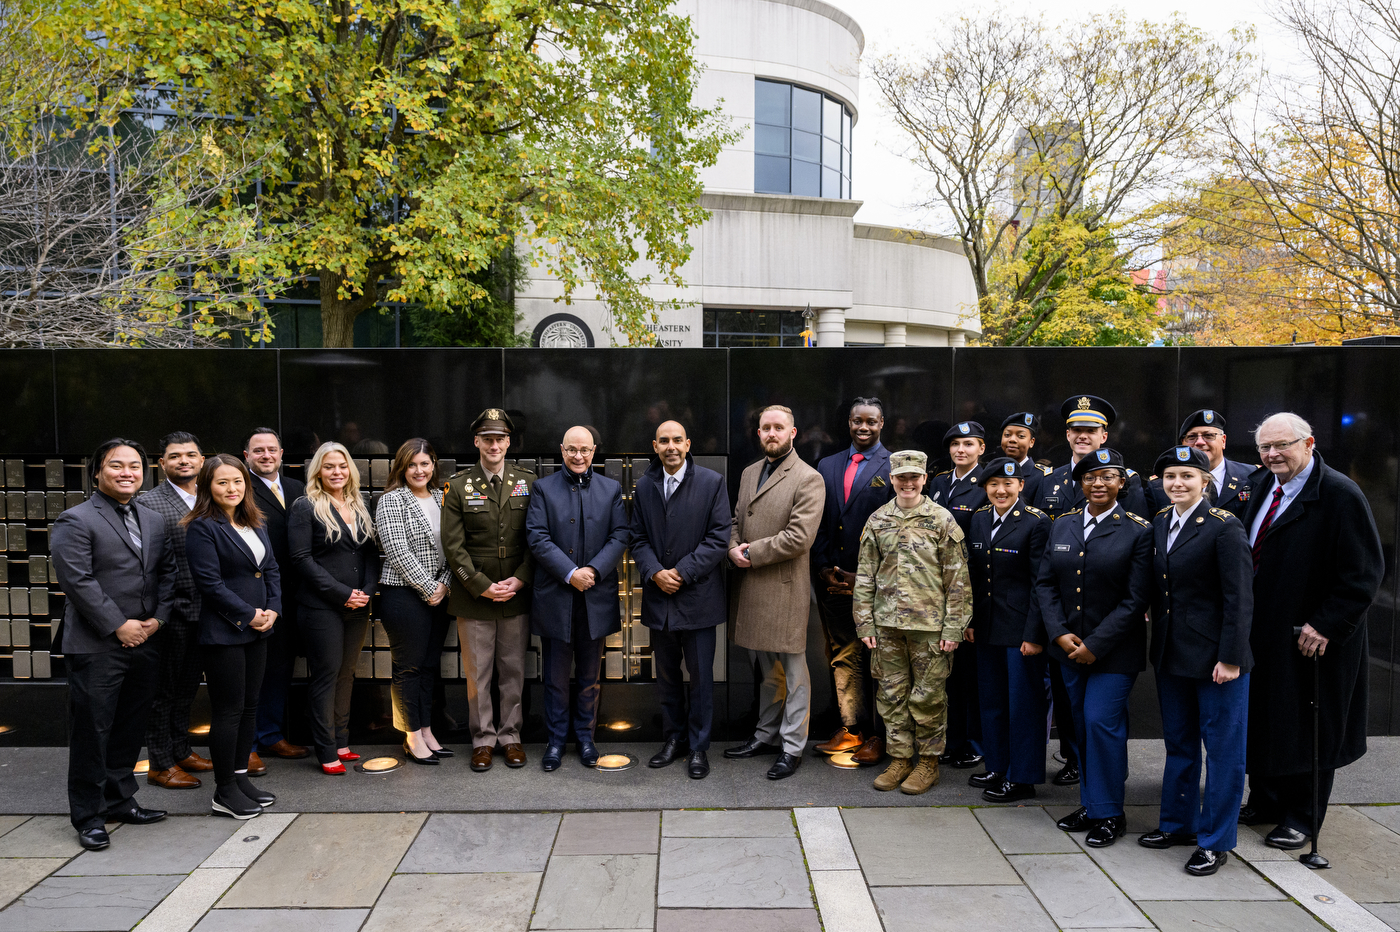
[519,0,980,348]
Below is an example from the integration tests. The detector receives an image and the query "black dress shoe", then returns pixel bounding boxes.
[1265,825,1308,850]
[1056,806,1093,832]
[766,752,801,780]
[1086,814,1127,848]
[1053,762,1080,786]
[105,805,167,825]
[968,770,1002,789]
[983,781,1036,803]
[541,743,565,772]
[1185,847,1228,876]
[78,827,110,851]
[1238,804,1273,826]
[724,738,781,759]
[649,736,689,769]
[688,750,710,780]
[946,751,984,769]
[1138,829,1198,849]
[578,738,599,768]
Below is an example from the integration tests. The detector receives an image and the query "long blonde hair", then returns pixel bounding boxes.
[305,442,374,544]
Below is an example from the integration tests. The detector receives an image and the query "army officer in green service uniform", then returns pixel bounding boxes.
[442,409,537,773]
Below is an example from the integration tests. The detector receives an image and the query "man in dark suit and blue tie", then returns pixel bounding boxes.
[244,428,310,761]
[526,426,630,771]
[51,439,177,851]
[812,398,893,763]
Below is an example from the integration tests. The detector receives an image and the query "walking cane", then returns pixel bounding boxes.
[1293,625,1330,869]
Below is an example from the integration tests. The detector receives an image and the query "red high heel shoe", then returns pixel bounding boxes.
[337,750,360,762]
[321,761,347,775]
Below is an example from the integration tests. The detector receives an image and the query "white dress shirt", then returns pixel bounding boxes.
[989,502,1015,541]
[1249,456,1315,547]
[1083,505,1111,537]
[256,473,286,505]
[167,479,196,510]
[1167,497,1204,550]
[662,459,688,501]
[1210,460,1227,498]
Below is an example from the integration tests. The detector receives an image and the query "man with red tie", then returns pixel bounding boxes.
[812,398,894,764]
[1239,413,1383,851]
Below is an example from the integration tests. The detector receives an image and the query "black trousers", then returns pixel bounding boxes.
[300,605,371,764]
[652,625,716,751]
[1247,769,1337,834]
[255,602,300,750]
[379,585,450,733]
[540,598,604,745]
[144,613,204,770]
[944,639,982,756]
[815,592,880,737]
[67,642,160,830]
[204,639,268,787]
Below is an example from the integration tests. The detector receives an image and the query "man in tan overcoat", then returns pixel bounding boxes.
[723,404,826,780]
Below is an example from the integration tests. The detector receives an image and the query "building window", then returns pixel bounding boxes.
[754,79,852,198]
[702,309,807,347]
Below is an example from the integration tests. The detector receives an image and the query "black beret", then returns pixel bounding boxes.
[1179,408,1225,439]
[982,456,1025,480]
[1071,447,1127,482]
[1000,412,1041,436]
[943,420,986,445]
[1154,445,1212,476]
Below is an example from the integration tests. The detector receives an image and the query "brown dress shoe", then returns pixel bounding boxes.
[471,747,494,772]
[245,751,267,776]
[263,739,310,759]
[504,744,527,768]
[815,727,864,755]
[147,766,201,789]
[178,752,214,772]
[851,736,886,765]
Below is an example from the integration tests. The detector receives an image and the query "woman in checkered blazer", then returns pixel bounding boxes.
[374,439,453,764]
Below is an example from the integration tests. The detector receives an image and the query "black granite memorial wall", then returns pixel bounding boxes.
[0,346,1395,746]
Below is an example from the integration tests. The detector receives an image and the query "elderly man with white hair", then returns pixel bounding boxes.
[1238,412,1383,850]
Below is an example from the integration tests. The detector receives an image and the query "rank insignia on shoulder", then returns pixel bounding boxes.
[1209,508,1231,520]
[510,480,530,497]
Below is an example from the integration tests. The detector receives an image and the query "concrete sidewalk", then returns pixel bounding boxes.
[2,803,1400,931]
[1,739,1399,931]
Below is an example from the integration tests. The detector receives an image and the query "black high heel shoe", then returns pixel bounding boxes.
[403,740,440,765]
[429,746,454,759]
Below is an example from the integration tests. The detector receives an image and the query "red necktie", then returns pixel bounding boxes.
[1251,485,1285,571]
[843,453,865,502]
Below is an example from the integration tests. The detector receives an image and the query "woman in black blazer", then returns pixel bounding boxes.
[289,442,380,774]
[1036,448,1152,848]
[184,454,281,820]
[966,457,1052,803]
[1141,445,1253,877]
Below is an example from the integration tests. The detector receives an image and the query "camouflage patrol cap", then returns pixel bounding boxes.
[889,450,928,476]
[472,408,514,436]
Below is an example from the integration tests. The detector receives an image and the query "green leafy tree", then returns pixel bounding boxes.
[54,0,732,346]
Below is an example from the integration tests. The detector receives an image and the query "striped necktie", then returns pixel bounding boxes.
[1252,486,1285,571]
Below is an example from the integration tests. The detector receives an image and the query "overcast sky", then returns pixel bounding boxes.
[829,0,1297,232]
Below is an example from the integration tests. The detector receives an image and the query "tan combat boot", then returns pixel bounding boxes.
[873,757,915,791]
[900,756,941,795]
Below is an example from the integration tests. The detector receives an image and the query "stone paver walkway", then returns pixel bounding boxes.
[2,803,1399,931]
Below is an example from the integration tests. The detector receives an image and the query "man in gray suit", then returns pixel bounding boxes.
[51,439,177,850]
[140,431,211,789]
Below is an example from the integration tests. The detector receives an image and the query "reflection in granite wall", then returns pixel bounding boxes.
[0,345,1396,735]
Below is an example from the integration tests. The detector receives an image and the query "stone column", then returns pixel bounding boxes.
[948,329,967,347]
[815,307,847,347]
[883,323,907,347]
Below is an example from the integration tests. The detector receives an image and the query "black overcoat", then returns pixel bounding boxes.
[1034,502,1153,676]
[967,501,1051,647]
[1149,498,1254,679]
[1243,453,1383,776]
[629,456,732,632]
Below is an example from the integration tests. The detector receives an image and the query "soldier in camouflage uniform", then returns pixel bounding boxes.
[854,450,973,795]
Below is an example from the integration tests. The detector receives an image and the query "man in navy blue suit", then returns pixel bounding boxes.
[526,426,630,772]
[812,397,894,763]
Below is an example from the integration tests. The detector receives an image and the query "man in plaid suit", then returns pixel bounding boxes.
[139,432,213,788]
